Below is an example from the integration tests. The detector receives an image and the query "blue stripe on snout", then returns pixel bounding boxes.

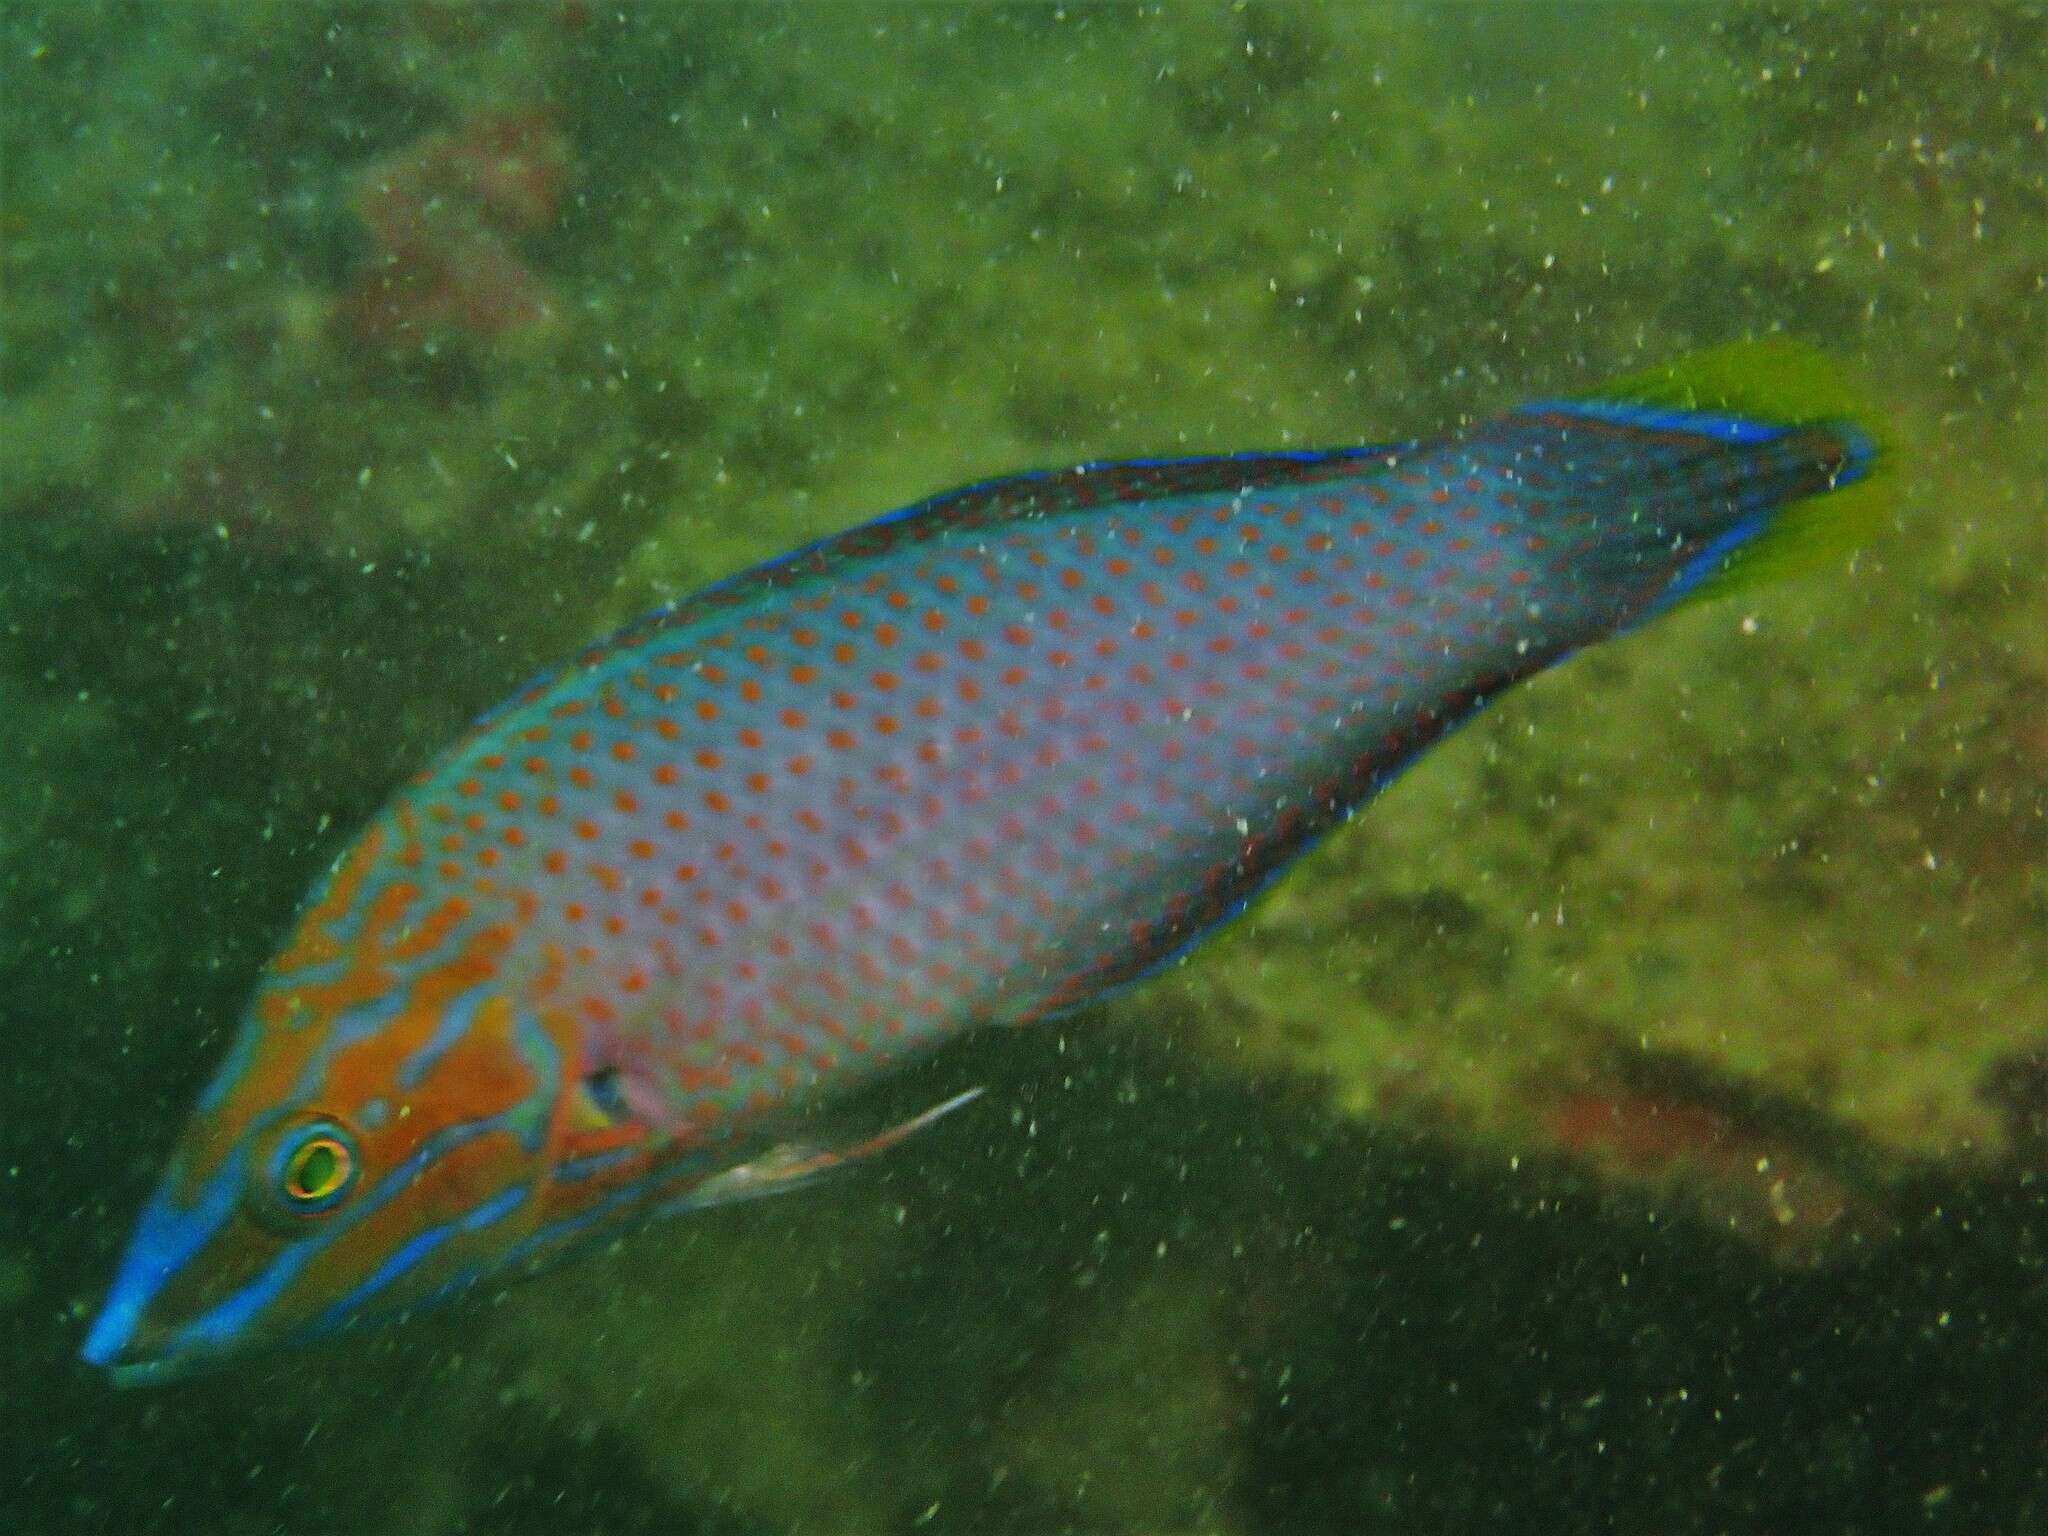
[80,1149,246,1367]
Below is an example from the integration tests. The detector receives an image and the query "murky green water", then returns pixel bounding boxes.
[3,4,2042,1531]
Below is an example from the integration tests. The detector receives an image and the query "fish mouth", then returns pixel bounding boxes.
[81,1282,205,1386]
[81,1305,193,1387]
[82,1285,245,1388]
[101,1350,217,1389]
[84,1332,240,1389]
[81,1170,244,1385]
[80,1283,144,1369]
[80,1244,174,1378]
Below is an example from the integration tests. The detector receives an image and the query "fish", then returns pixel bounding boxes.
[82,340,1886,1383]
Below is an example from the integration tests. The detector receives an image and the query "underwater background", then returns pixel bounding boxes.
[1,3,2042,1532]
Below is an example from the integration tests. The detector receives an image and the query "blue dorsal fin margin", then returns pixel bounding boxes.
[1514,398,1788,444]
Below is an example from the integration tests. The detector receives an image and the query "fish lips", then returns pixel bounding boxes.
[80,1228,216,1385]
[80,1166,247,1384]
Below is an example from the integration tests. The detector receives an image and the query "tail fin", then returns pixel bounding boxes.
[1571,339,1893,608]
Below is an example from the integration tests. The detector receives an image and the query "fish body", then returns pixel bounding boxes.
[84,343,1882,1381]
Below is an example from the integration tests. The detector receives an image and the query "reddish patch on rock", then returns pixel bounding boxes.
[1545,1082,1877,1267]
[1551,1091,1739,1170]
[339,109,571,348]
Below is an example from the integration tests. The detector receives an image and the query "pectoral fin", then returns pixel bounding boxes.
[668,1087,985,1214]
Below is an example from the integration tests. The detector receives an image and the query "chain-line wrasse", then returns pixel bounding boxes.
[83,341,1886,1383]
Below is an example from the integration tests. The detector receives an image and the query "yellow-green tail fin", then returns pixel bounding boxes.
[1582,338,1894,603]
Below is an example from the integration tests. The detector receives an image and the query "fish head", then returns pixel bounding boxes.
[80,818,659,1383]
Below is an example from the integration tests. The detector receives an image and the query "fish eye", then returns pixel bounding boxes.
[259,1119,361,1218]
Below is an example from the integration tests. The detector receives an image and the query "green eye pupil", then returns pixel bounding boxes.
[287,1138,348,1200]
[294,1145,335,1193]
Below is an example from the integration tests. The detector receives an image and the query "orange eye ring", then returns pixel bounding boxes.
[254,1118,363,1220]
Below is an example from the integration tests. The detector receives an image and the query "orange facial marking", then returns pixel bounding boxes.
[317,924,515,1115]
[272,823,389,974]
